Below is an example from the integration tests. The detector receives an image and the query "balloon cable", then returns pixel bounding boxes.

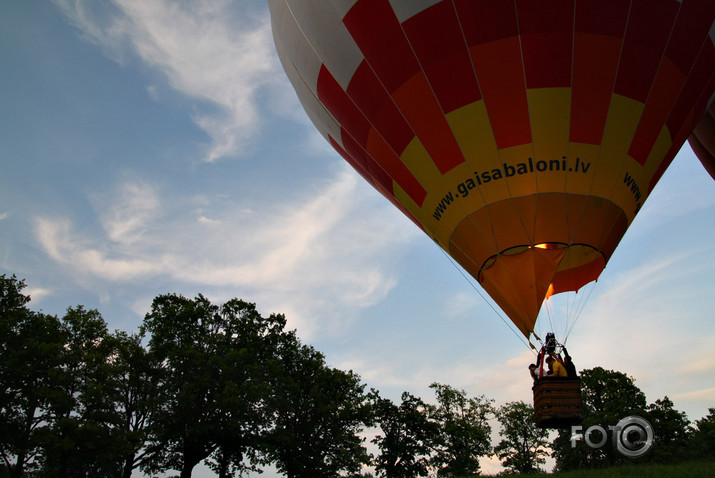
[436,247,535,353]
[564,280,598,340]
[538,275,598,344]
[543,296,556,338]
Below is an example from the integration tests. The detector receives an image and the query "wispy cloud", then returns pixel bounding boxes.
[442,291,481,319]
[34,217,169,281]
[55,0,282,162]
[96,177,161,245]
[677,356,715,376]
[673,387,715,405]
[46,0,414,338]
[25,287,54,303]
[33,168,416,338]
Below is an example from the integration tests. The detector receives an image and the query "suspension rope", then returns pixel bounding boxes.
[565,281,598,340]
[436,246,535,353]
[538,275,599,345]
[544,296,556,339]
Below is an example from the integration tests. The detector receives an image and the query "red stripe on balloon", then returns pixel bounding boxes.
[345,0,465,174]
[402,0,481,114]
[455,0,519,45]
[318,66,427,206]
[614,0,678,104]
[570,0,628,144]
[343,0,419,94]
[347,61,414,155]
[469,37,532,149]
[517,0,573,89]
[629,1,715,165]
[456,0,530,148]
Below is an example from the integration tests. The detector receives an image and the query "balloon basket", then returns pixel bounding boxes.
[533,377,584,428]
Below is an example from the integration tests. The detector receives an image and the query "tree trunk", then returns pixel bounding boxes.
[180,465,194,478]
[11,403,37,478]
[216,449,229,478]
[180,454,201,478]
[9,454,25,478]
[121,454,135,478]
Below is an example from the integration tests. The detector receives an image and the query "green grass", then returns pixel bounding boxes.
[462,460,715,477]
[549,461,715,477]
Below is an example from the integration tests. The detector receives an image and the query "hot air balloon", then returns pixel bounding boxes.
[689,102,715,179]
[268,0,715,426]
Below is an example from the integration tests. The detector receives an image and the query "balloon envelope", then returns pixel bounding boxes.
[689,102,715,179]
[269,0,715,338]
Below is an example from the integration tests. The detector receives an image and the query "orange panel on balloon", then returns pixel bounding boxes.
[480,247,567,337]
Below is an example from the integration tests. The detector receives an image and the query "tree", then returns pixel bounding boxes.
[140,293,224,477]
[141,294,289,478]
[107,331,162,478]
[494,401,549,474]
[37,305,122,477]
[692,408,715,459]
[205,299,289,478]
[371,391,438,478]
[644,396,691,463]
[1,276,132,477]
[428,383,493,477]
[264,336,372,478]
[0,275,64,477]
[0,274,30,314]
[552,367,648,470]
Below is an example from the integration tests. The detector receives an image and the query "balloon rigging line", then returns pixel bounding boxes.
[544,296,556,338]
[436,246,535,353]
[541,276,595,344]
[565,280,598,340]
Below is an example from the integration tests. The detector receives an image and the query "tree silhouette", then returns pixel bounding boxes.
[428,383,493,477]
[0,275,64,477]
[264,334,372,478]
[140,294,289,478]
[494,401,549,473]
[552,367,648,470]
[371,391,438,478]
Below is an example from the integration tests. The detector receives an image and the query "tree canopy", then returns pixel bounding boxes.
[371,391,437,478]
[0,274,709,477]
[428,383,493,477]
[494,401,549,474]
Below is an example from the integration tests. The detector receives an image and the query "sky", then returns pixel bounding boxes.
[1,1,714,476]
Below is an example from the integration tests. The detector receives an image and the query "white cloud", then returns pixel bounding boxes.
[677,356,715,377]
[33,168,415,339]
[37,0,419,342]
[25,286,54,303]
[442,291,480,319]
[56,0,281,161]
[197,215,220,226]
[673,387,715,405]
[0,212,10,221]
[96,178,161,245]
[34,217,168,281]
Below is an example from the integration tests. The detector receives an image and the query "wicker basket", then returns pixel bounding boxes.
[533,377,584,428]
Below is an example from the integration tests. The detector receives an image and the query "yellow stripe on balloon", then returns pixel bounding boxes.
[602,94,645,154]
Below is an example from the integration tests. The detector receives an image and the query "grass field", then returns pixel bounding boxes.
[468,460,715,477]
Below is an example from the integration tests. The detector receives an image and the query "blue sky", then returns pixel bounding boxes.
[2,1,714,475]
